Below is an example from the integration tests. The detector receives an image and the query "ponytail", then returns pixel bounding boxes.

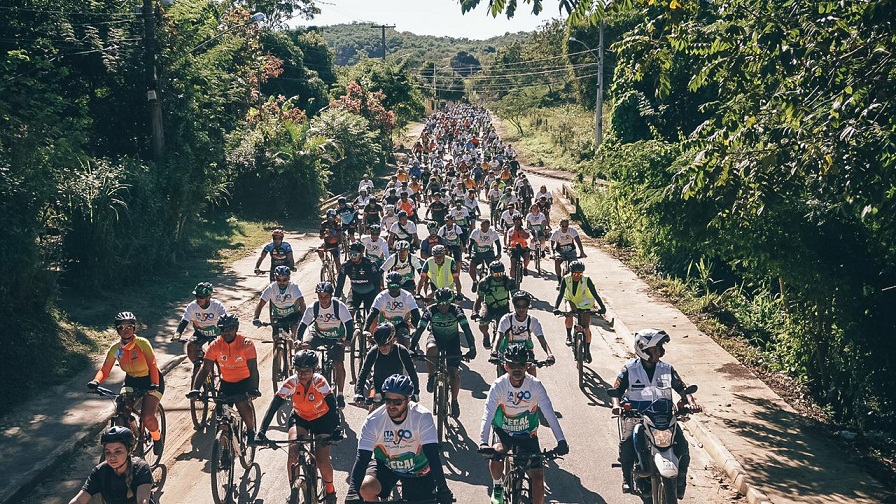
[124,456,134,499]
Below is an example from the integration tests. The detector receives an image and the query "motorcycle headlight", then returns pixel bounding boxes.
[650,427,674,448]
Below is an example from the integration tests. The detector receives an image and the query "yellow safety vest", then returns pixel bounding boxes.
[564,274,596,309]
[426,257,456,289]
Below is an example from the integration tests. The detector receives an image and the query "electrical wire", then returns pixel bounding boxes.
[0,6,134,17]
[413,71,599,93]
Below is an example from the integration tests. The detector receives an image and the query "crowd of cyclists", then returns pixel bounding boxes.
[75,104,702,504]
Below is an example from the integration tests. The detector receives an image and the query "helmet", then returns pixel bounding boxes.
[373,322,396,345]
[569,260,585,273]
[338,196,347,205]
[511,290,532,306]
[384,204,395,212]
[431,245,446,255]
[488,261,505,274]
[114,311,137,325]
[381,374,415,397]
[193,282,213,297]
[274,265,291,278]
[315,282,334,294]
[271,229,285,239]
[397,210,408,218]
[368,224,381,234]
[101,426,134,447]
[360,188,368,194]
[326,209,336,218]
[293,350,319,370]
[434,287,454,305]
[349,241,365,253]
[217,313,239,330]
[512,213,523,221]
[395,240,410,251]
[503,343,530,365]
[369,195,378,203]
[385,271,403,288]
[634,329,670,360]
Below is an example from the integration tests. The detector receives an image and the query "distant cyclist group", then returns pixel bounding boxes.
[74,104,702,504]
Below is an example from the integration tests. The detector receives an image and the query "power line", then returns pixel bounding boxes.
[412,71,599,93]
[0,6,134,17]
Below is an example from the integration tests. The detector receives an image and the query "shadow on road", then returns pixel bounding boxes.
[580,366,613,408]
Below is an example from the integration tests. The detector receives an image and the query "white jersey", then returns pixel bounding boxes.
[463,195,478,212]
[389,220,418,242]
[361,236,390,264]
[354,195,371,208]
[448,207,470,227]
[382,214,398,233]
[372,289,418,323]
[526,213,547,231]
[499,210,515,229]
[438,223,464,247]
[181,299,228,338]
[261,281,304,318]
[359,402,438,477]
[550,227,580,249]
[381,253,424,282]
[300,299,352,335]
[534,190,552,202]
[479,374,565,445]
[487,188,501,202]
[496,313,545,344]
[358,179,374,193]
[469,228,500,253]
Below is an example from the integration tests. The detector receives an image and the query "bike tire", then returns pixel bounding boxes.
[436,372,448,442]
[273,344,286,392]
[211,432,234,504]
[140,403,166,467]
[575,333,584,387]
[659,475,678,504]
[190,385,210,430]
[534,245,541,276]
[237,410,256,469]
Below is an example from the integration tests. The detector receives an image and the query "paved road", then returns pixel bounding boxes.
[23,171,736,503]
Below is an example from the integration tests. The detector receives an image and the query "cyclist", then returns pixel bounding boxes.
[472,261,516,349]
[358,173,374,194]
[187,314,260,441]
[354,324,419,410]
[552,260,607,363]
[397,191,417,221]
[526,203,550,258]
[410,288,476,418]
[384,187,400,207]
[380,240,424,292]
[463,187,480,217]
[319,208,343,271]
[419,223,447,260]
[448,198,472,247]
[360,224,389,271]
[362,195,383,233]
[610,329,702,498]
[354,187,371,210]
[254,229,295,281]
[550,219,587,286]
[494,291,555,377]
[487,181,502,223]
[88,312,164,456]
[346,374,453,504]
[468,218,502,292]
[251,265,306,340]
[295,282,355,409]
[172,282,228,378]
[498,201,517,233]
[505,214,531,282]
[336,196,360,242]
[438,214,465,266]
[68,427,153,504]
[366,272,421,347]
[534,185,552,214]
[337,241,382,319]
[479,344,568,504]
[387,210,420,252]
[424,191,449,228]
[256,351,342,504]
[417,245,461,299]
[381,204,398,234]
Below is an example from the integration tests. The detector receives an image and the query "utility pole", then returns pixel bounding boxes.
[142,0,164,160]
[432,64,437,112]
[370,24,395,60]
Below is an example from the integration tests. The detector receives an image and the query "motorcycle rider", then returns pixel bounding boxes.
[610,329,702,498]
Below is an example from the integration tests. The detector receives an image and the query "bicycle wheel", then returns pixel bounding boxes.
[272,343,286,392]
[190,384,210,430]
[575,332,584,386]
[211,432,234,504]
[140,404,166,466]
[237,410,256,469]
[435,371,448,442]
[534,244,541,275]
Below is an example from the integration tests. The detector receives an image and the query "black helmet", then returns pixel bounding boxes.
[511,290,532,306]
[397,210,409,218]
[192,282,213,297]
[434,287,454,305]
[373,322,396,345]
[293,350,319,370]
[274,265,291,278]
[315,282,335,294]
[385,271,403,289]
[101,426,134,447]
[503,343,530,365]
[381,374,415,397]
[569,260,585,273]
[217,313,239,330]
[488,260,505,274]
[338,196,347,204]
[368,224,381,234]
[114,311,137,325]
[349,241,365,253]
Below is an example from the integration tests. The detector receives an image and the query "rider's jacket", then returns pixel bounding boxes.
[616,359,687,412]
[277,372,332,421]
[204,335,256,383]
[260,281,304,318]
[372,289,418,324]
[421,257,458,289]
[496,313,544,351]
[262,241,293,268]
[338,257,380,295]
[358,402,438,477]
[181,299,228,338]
[563,274,597,310]
[479,374,565,444]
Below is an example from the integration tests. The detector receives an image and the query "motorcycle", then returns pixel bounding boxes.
[608,384,698,504]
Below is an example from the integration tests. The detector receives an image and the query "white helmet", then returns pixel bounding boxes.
[633,329,670,360]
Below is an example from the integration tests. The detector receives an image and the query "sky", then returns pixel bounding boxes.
[292,0,563,40]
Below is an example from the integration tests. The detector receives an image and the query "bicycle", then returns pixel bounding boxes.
[90,386,167,467]
[189,343,220,429]
[319,248,337,285]
[260,320,294,392]
[478,446,561,504]
[262,435,342,504]
[413,348,454,443]
[313,342,341,406]
[350,304,370,385]
[555,309,604,387]
[487,354,551,379]
[208,392,257,504]
[509,246,526,287]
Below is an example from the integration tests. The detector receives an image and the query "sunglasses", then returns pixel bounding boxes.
[349,252,361,258]
[384,397,407,406]
[116,324,135,331]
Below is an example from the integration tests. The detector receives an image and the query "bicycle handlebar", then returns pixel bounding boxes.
[477,446,561,463]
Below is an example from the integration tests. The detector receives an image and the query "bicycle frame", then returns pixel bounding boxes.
[91,386,166,466]
[479,447,560,504]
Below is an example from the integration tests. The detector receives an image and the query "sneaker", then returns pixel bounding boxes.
[427,374,435,393]
[336,395,346,409]
[677,479,687,499]
[472,281,478,293]
[522,268,528,276]
[482,337,492,349]
[325,491,337,504]
[621,482,632,494]
[490,486,505,504]
[451,400,460,418]
[152,437,164,457]
[565,336,573,347]
[584,347,593,364]
[245,429,256,447]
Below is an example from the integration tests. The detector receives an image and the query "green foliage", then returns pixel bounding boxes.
[310,109,383,194]
[334,59,424,132]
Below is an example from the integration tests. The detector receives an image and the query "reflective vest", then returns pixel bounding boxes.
[624,359,673,411]
[426,257,455,289]
[563,274,596,309]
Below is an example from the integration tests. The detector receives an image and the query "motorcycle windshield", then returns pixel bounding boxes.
[643,399,675,430]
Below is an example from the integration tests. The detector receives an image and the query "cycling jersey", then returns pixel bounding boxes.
[496,313,544,351]
[469,228,500,254]
[480,374,565,444]
[507,228,530,248]
[427,200,449,224]
[361,236,390,266]
[204,335,257,383]
[320,220,342,245]
[419,235,446,257]
[261,281,304,318]
[300,299,352,338]
[477,276,516,310]
[336,206,358,227]
[262,241,293,268]
[550,227,580,250]
[181,299,228,338]
[526,213,547,233]
[381,214,398,232]
[380,253,424,284]
[372,289,418,324]
[416,304,468,340]
[80,457,153,504]
[355,344,418,396]
[358,180,374,193]
[448,207,470,229]
[389,220,418,242]
[398,199,416,216]
[438,223,463,247]
[358,402,438,477]
[277,373,332,421]
[337,257,380,295]
[95,337,159,385]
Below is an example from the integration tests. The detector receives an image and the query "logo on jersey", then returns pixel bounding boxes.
[277,293,293,302]
[386,300,405,311]
[197,312,217,322]
[220,355,228,361]
[383,429,415,445]
[507,390,532,406]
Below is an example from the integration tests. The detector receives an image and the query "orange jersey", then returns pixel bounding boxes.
[277,373,332,421]
[397,171,409,183]
[95,337,160,385]
[204,335,257,383]
[508,228,530,248]
[398,200,416,215]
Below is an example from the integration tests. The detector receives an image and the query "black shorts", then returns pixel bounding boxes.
[219,377,255,397]
[189,332,217,346]
[470,251,496,266]
[306,334,346,362]
[555,246,577,262]
[425,333,462,368]
[349,289,377,313]
[494,427,543,469]
[288,407,339,434]
[479,304,510,323]
[123,374,165,398]
[272,311,301,332]
[365,460,436,501]
[321,242,340,257]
